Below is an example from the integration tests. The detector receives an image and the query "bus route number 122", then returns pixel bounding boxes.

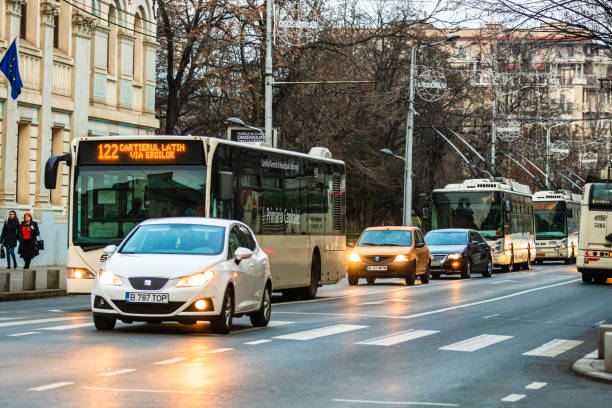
[98,143,119,161]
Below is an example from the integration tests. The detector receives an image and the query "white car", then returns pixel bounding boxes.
[91,218,272,334]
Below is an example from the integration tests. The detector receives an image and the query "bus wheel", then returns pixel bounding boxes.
[300,253,320,299]
[501,253,514,272]
[581,273,592,283]
[523,253,531,270]
[405,262,416,286]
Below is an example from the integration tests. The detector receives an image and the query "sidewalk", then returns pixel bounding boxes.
[0,265,67,301]
[572,355,612,384]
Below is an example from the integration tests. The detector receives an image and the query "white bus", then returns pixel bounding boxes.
[533,191,581,264]
[577,170,612,284]
[45,136,346,298]
[431,178,536,271]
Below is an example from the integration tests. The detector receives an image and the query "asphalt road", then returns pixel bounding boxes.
[1,263,611,408]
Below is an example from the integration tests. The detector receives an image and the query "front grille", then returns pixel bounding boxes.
[128,277,169,290]
[112,300,184,315]
[363,255,394,263]
[432,254,446,262]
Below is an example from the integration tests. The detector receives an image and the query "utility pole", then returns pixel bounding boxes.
[264,0,273,145]
[404,47,416,226]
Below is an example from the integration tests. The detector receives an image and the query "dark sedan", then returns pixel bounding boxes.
[424,229,492,279]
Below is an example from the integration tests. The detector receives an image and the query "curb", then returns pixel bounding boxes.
[572,357,612,384]
[0,289,67,301]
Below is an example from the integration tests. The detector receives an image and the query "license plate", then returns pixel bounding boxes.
[431,261,441,266]
[126,292,169,304]
[366,265,387,271]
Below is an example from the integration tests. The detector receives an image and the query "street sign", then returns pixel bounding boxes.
[497,120,521,142]
[580,151,598,168]
[551,140,570,160]
[275,1,321,46]
[227,127,278,146]
[416,68,447,102]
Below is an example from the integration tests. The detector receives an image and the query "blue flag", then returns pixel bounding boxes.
[0,40,23,100]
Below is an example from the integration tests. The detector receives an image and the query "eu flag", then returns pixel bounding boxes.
[0,40,23,100]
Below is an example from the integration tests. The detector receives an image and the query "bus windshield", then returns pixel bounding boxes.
[73,165,206,247]
[534,201,567,239]
[432,192,502,240]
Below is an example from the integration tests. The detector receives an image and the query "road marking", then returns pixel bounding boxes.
[83,386,208,394]
[401,279,579,319]
[525,382,547,390]
[40,323,94,331]
[205,348,233,354]
[522,339,583,357]
[153,357,187,365]
[268,321,295,327]
[440,334,513,352]
[0,317,20,321]
[362,299,411,305]
[490,279,517,284]
[501,394,525,402]
[332,398,459,406]
[7,331,40,337]
[355,329,439,346]
[48,309,63,313]
[0,317,84,328]
[484,314,499,319]
[28,382,74,392]
[273,324,368,341]
[97,369,137,377]
[584,350,598,359]
[245,339,272,345]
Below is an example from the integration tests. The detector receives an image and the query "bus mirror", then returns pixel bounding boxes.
[218,171,234,201]
[504,199,512,213]
[422,207,430,218]
[566,208,574,218]
[44,153,71,189]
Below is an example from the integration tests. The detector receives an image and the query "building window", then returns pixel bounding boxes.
[19,4,27,39]
[53,15,59,48]
[108,5,117,75]
[133,13,143,81]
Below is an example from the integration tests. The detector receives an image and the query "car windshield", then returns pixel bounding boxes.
[358,230,413,247]
[425,231,467,246]
[119,224,225,255]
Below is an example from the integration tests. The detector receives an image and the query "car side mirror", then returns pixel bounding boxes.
[347,241,355,248]
[234,247,253,264]
[415,242,425,248]
[103,244,117,257]
[566,208,573,218]
[470,240,479,245]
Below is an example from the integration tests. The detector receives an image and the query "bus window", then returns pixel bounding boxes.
[589,183,612,210]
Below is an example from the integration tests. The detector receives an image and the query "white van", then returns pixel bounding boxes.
[577,170,612,284]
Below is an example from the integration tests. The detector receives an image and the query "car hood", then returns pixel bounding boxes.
[351,246,412,255]
[103,253,226,279]
[427,244,466,255]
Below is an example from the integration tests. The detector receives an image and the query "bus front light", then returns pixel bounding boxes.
[68,268,95,279]
[556,239,567,249]
[492,239,504,254]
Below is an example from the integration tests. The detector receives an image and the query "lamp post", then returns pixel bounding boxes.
[546,120,577,188]
[491,85,531,168]
[226,117,265,139]
[404,34,459,226]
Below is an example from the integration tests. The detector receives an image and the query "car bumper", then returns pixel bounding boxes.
[91,279,226,323]
[347,263,411,278]
[430,257,466,275]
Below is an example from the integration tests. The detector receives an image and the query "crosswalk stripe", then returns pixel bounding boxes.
[205,348,233,354]
[0,317,83,328]
[153,357,187,365]
[522,339,583,357]
[28,382,74,392]
[7,331,40,337]
[355,329,439,346]
[273,324,368,341]
[245,339,272,345]
[40,323,95,331]
[98,369,137,377]
[268,321,295,327]
[439,334,512,352]
[501,394,525,402]
[525,382,547,390]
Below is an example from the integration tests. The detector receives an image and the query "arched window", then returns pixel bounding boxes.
[133,11,144,82]
[108,4,118,75]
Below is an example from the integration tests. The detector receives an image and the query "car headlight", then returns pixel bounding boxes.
[68,267,95,279]
[176,270,215,287]
[447,253,463,260]
[349,253,361,262]
[99,270,123,286]
[394,254,409,262]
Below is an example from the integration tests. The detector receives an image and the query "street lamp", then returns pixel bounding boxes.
[226,117,265,139]
[546,120,577,188]
[491,85,531,168]
[404,34,459,226]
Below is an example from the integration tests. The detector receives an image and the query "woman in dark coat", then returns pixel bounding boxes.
[18,212,39,270]
[1,210,20,269]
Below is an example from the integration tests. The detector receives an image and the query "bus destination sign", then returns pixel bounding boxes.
[78,140,205,165]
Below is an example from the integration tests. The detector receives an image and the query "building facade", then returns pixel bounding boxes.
[0,0,158,266]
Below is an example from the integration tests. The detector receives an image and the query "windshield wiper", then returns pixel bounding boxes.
[359,242,380,246]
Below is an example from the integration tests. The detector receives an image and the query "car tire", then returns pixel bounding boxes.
[461,260,471,279]
[348,274,359,286]
[250,285,272,327]
[594,275,607,285]
[210,286,234,334]
[405,262,416,286]
[581,273,592,283]
[367,277,376,285]
[420,264,430,284]
[299,253,320,299]
[93,314,116,331]
[432,273,441,280]
[483,257,492,278]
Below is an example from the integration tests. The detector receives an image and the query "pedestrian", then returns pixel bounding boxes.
[18,212,39,270]
[0,210,20,269]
